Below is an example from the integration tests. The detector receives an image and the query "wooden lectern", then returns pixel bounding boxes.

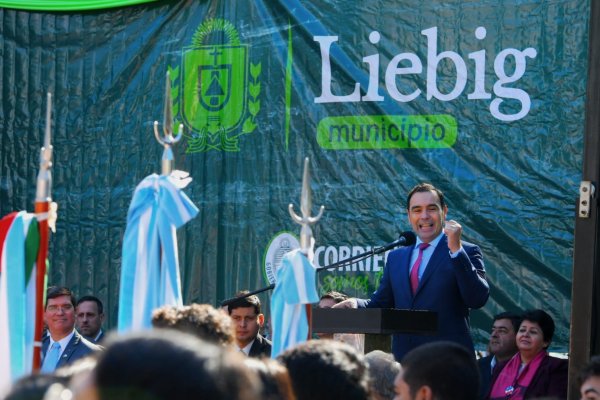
[312,308,438,353]
[312,308,438,335]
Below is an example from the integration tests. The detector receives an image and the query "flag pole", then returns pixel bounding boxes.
[288,157,324,255]
[32,92,53,370]
[154,71,183,176]
[288,157,324,338]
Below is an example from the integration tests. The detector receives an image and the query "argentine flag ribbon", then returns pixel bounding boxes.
[0,211,40,391]
[118,173,198,332]
[270,249,319,358]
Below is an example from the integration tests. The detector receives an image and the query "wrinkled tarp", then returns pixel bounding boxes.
[0,0,589,351]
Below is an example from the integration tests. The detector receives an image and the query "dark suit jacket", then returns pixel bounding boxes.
[357,235,489,361]
[478,355,494,400]
[92,330,105,344]
[42,330,102,369]
[248,334,272,358]
[488,355,568,399]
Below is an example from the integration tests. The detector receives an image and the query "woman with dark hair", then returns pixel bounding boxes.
[487,309,568,399]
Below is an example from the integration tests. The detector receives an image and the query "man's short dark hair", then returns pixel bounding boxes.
[227,291,262,315]
[278,339,371,400]
[152,303,235,346]
[578,355,600,388]
[76,295,104,314]
[319,291,348,304]
[493,311,522,332]
[94,330,261,400]
[521,309,555,345]
[406,183,446,210]
[45,286,76,309]
[402,341,479,400]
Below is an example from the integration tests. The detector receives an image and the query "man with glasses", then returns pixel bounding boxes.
[41,286,101,372]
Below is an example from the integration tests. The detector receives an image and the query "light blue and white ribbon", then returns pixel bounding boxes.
[118,173,198,332]
[0,212,39,391]
[270,249,319,358]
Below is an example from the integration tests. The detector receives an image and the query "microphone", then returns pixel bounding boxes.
[220,230,419,305]
[376,231,417,253]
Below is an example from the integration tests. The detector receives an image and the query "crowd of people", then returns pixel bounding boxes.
[1,285,594,400]
[2,183,594,400]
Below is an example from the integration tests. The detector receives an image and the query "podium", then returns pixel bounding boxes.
[312,308,437,353]
[312,308,438,335]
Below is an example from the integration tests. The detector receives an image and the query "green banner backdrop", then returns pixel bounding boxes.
[0,0,589,351]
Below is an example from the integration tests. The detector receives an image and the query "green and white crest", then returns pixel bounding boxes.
[170,19,261,152]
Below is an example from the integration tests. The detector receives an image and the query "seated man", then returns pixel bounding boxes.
[41,287,101,372]
[227,291,272,357]
[477,311,521,399]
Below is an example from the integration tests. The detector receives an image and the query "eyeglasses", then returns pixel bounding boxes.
[46,304,74,313]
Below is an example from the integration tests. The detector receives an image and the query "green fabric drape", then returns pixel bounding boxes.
[0,0,158,11]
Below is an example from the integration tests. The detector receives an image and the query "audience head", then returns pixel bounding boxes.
[76,296,105,341]
[579,355,600,400]
[365,350,401,400]
[3,373,69,400]
[55,356,98,400]
[227,291,265,348]
[44,286,77,340]
[94,329,261,400]
[318,291,348,309]
[394,341,478,400]
[278,339,371,400]
[517,309,555,357]
[488,311,522,361]
[152,303,235,346]
[244,358,296,400]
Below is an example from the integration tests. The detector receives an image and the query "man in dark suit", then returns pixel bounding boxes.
[76,295,105,343]
[41,287,101,372]
[477,312,521,399]
[227,291,271,357]
[335,183,490,361]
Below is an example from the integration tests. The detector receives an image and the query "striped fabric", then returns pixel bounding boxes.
[118,174,199,332]
[270,249,319,358]
[0,211,40,392]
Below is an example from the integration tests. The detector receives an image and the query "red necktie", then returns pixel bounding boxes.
[410,243,430,295]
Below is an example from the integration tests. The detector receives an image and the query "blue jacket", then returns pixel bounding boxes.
[357,234,489,361]
[41,330,102,369]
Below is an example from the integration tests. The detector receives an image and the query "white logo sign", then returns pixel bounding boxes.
[263,232,300,284]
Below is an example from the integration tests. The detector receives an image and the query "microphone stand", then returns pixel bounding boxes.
[220,235,411,307]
